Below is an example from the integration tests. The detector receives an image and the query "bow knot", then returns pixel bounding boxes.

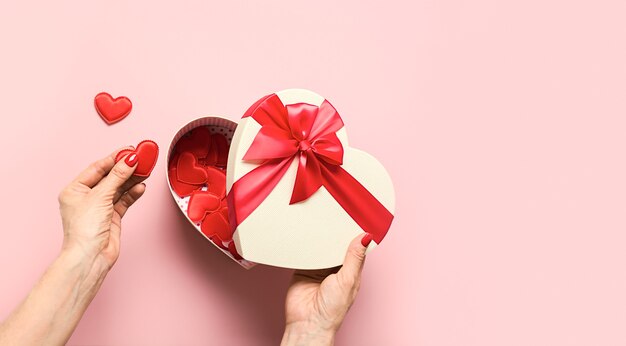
[242,96,345,204]
[298,139,313,152]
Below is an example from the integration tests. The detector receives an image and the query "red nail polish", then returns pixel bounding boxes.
[125,152,139,167]
[361,233,373,247]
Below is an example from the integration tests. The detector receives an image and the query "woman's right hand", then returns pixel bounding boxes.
[281,233,373,346]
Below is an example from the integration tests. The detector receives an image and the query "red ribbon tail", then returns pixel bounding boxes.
[228,157,295,229]
[321,164,394,244]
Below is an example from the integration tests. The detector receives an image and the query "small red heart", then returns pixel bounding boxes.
[199,133,230,167]
[203,142,219,167]
[115,140,159,177]
[212,133,230,168]
[205,166,226,197]
[168,167,202,197]
[168,153,203,196]
[175,126,212,158]
[95,92,132,124]
[177,152,208,185]
[201,207,231,243]
[187,191,222,222]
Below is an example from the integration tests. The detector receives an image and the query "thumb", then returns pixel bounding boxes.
[95,153,138,197]
[337,233,372,287]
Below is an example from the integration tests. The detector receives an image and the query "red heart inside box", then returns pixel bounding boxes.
[166,117,250,267]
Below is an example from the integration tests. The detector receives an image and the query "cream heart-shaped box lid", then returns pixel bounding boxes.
[226,89,396,269]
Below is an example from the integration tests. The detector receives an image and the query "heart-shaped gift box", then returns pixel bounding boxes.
[167,89,395,269]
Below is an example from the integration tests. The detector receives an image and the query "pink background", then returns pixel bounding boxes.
[1,1,625,345]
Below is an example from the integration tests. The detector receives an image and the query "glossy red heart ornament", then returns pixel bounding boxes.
[176,152,208,184]
[115,140,159,177]
[94,92,132,124]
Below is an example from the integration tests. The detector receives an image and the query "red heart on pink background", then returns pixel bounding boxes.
[94,92,132,125]
[115,140,159,177]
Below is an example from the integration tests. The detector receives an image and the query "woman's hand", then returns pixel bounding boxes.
[281,233,373,346]
[0,147,152,345]
[58,147,146,270]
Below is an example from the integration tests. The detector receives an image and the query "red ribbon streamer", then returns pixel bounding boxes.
[228,94,393,243]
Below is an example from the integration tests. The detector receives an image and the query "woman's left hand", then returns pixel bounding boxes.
[0,147,152,345]
[58,147,147,270]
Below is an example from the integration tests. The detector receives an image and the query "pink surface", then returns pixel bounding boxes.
[0,1,625,345]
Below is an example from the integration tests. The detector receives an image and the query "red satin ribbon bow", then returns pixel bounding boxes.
[228,94,393,243]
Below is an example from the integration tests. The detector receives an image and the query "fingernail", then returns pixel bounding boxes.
[361,233,373,247]
[125,153,138,167]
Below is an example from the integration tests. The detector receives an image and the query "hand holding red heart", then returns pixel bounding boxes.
[59,146,155,270]
[0,146,157,345]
